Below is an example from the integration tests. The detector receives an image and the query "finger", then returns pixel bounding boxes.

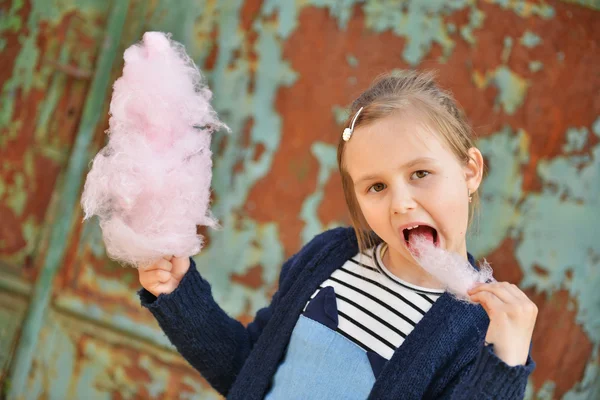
[505,285,538,317]
[493,282,523,303]
[171,256,191,280]
[163,255,174,261]
[469,282,520,304]
[147,269,171,284]
[141,258,173,273]
[139,268,172,287]
[507,283,529,301]
[469,290,504,316]
[469,281,510,294]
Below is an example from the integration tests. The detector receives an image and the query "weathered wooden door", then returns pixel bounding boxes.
[0,1,222,398]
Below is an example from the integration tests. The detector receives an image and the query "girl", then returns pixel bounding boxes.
[137,70,537,399]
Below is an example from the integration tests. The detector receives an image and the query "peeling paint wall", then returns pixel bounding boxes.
[1,0,599,398]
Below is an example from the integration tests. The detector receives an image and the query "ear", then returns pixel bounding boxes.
[464,147,484,194]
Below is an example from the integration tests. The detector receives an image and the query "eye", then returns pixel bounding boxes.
[367,183,386,193]
[411,170,430,180]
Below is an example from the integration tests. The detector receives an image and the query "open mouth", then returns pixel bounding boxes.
[402,225,439,248]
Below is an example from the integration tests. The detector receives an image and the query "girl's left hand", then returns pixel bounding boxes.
[468,282,538,367]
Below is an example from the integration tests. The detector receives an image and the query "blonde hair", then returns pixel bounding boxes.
[337,70,483,255]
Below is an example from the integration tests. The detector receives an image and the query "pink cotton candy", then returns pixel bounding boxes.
[81,32,228,267]
[409,235,495,303]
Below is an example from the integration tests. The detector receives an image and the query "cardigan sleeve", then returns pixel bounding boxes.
[442,343,535,400]
[138,253,298,397]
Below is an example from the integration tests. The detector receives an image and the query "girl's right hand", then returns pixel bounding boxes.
[138,256,191,297]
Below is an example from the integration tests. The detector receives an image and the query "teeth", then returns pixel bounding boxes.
[406,225,419,230]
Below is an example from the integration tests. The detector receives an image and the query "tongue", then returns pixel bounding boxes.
[408,226,435,245]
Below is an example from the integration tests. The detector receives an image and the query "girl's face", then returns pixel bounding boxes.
[344,111,483,262]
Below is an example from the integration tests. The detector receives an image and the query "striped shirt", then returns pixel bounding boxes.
[303,243,444,360]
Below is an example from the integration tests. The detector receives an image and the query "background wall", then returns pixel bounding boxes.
[1,0,599,398]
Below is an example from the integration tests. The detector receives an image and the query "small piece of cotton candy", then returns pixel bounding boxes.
[409,234,495,303]
[81,31,228,268]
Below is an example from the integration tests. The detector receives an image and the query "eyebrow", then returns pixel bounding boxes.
[354,157,437,184]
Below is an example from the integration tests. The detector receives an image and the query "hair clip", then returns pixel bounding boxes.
[342,107,364,142]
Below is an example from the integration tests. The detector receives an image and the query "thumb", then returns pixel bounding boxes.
[171,256,191,280]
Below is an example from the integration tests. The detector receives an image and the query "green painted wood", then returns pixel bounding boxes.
[5,1,130,397]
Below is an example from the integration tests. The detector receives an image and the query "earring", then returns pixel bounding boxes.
[468,190,473,203]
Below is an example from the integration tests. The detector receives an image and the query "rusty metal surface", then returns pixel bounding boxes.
[1,0,599,399]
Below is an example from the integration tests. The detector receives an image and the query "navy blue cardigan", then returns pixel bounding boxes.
[139,227,535,399]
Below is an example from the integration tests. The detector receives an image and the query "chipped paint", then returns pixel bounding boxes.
[196,2,296,316]
[485,0,555,18]
[2,0,599,398]
[0,0,108,130]
[563,346,600,399]
[562,127,589,153]
[6,1,130,397]
[263,0,300,39]
[4,172,26,216]
[0,0,105,270]
[300,142,342,244]
[0,1,23,51]
[501,36,513,64]
[460,5,485,46]
[468,126,529,255]
[470,117,600,398]
[528,60,543,73]
[0,291,27,384]
[21,310,213,399]
[560,0,600,10]
[520,31,543,48]
[346,54,358,68]
[362,0,461,65]
[473,66,529,115]
[516,119,600,342]
[332,105,349,125]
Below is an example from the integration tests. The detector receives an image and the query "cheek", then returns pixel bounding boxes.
[356,197,374,219]
[428,176,469,234]
[356,197,385,226]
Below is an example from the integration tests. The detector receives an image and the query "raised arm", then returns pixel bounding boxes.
[138,253,298,396]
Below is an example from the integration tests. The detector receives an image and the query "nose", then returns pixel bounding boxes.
[391,187,417,215]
